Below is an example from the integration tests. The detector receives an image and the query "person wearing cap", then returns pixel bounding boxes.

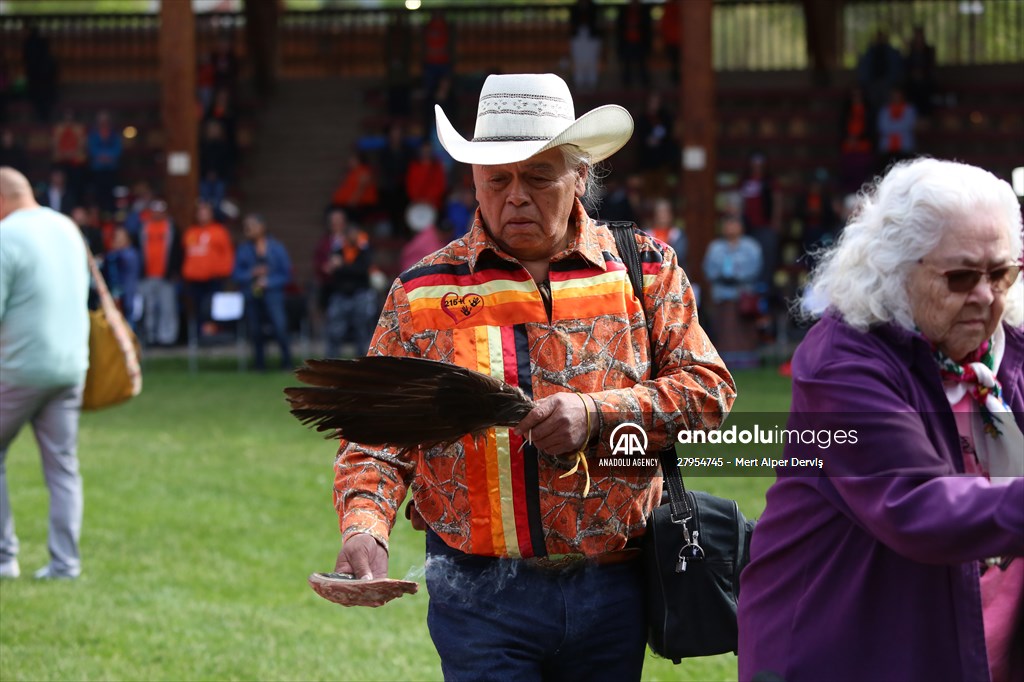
[329,73,734,679]
[405,140,447,211]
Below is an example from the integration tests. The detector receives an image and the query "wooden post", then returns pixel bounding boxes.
[802,0,842,85]
[679,0,715,294]
[159,0,198,234]
[245,0,279,100]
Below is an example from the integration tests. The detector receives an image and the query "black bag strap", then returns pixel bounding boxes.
[608,221,645,305]
[606,222,695,528]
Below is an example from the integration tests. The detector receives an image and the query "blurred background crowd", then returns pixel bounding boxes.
[1,0,1021,373]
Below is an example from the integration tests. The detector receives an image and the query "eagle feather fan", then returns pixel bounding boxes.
[285,356,536,451]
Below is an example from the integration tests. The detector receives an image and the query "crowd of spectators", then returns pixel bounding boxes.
[0,32,288,368]
[51,180,391,371]
[693,25,944,369]
[0,34,245,218]
[569,0,682,92]
[846,25,937,188]
[311,1,893,372]
[2,14,995,374]
[58,188,306,372]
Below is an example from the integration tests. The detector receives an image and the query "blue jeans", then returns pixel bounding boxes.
[425,531,647,682]
[246,289,292,370]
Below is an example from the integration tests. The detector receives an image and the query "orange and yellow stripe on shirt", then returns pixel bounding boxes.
[403,262,546,328]
[450,322,538,558]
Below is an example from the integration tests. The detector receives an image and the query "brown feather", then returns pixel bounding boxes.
[285,356,535,450]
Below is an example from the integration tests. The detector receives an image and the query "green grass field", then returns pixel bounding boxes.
[0,360,791,682]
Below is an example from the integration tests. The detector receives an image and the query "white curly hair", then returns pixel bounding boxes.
[802,157,1023,330]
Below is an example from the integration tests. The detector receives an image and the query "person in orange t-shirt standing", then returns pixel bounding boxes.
[138,200,180,346]
[181,200,234,337]
[421,10,453,99]
[331,151,378,225]
[51,108,88,200]
[404,141,446,211]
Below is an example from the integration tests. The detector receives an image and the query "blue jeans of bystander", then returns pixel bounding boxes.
[247,289,292,370]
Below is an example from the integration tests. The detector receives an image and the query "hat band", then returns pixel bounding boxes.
[472,135,552,142]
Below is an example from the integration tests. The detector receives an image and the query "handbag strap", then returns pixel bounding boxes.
[607,221,695,527]
[85,245,114,307]
[84,245,143,390]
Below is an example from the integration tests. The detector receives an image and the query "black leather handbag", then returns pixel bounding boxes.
[643,450,755,662]
[608,222,756,663]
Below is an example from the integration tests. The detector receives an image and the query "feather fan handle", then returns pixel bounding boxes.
[285,357,535,449]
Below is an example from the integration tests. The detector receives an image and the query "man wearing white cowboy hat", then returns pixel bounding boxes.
[331,74,734,680]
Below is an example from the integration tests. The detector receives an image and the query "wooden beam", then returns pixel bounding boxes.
[802,0,843,84]
[244,0,280,100]
[159,0,198,235]
[679,0,715,296]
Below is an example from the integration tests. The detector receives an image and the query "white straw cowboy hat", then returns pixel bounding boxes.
[434,73,634,166]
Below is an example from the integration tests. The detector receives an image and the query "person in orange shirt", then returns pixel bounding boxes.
[421,10,453,97]
[404,141,447,210]
[181,200,234,337]
[838,86,876,194]
[330,151,378,224]
[643,197,687,271]
[137,200,179,346]
[51,108,88,200]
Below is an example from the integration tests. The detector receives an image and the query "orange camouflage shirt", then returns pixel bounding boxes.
[334,200,735,558]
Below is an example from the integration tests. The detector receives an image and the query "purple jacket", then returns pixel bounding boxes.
[738,314,1024,682]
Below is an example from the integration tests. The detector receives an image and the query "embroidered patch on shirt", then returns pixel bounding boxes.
[442,292,484,323]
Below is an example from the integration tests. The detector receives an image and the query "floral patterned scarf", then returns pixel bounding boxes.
[933,325,1024,483]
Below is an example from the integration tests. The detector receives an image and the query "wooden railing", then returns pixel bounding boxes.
[1,1,1020,84]
[0,13,251,83]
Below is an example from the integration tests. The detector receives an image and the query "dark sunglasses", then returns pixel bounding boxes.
[918,260,1022,294]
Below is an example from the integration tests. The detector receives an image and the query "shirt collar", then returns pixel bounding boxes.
[465,199,608,273]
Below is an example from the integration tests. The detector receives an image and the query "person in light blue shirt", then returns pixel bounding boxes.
[0,166,90,580]
[703,215,763,304]
[703,214,764,368]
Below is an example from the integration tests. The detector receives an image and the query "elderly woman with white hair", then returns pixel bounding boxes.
[738,158,1024,682]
